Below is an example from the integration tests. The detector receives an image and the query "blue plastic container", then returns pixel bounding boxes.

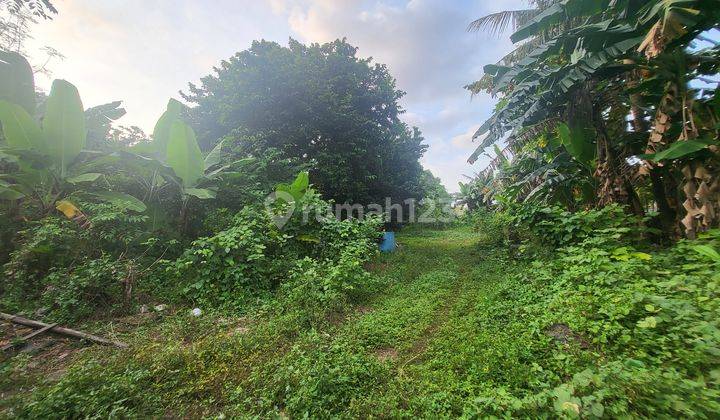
[379,231,396,253]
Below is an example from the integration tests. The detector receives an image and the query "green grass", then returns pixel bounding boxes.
[4,225,718,418]
[1,226,532,417]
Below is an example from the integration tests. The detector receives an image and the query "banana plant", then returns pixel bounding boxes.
[140,98,248,201]
[165,118,215,199]
[143,100,213,199]
[275,170,310,202]
[0,73,145,215]
[468,0,719,163]
[556,122,596,167]
[121,98,252,230]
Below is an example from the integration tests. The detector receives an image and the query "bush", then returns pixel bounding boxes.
[1,203,154,321]
[171,191,382,311]
[468,202,648,251]
[472,228,720,418]
[458,204,720,418]
[37,255,128,322]
[281,247,378,327]
[171,205,294,308]
[467,207,513,246]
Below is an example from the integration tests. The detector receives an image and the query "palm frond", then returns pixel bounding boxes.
[467,9,538,37]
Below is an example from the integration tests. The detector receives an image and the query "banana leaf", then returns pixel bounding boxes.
[0,100,43,150]
[0,51,35,114]
[43,80,87,177]
[641,138,715,161]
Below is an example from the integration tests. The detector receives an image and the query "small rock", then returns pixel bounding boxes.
[191,308,202,317]
[139,304,149,314]
[21,340,53,355]
[154,304,167,312]
[547,323,590,349]
[375,347,398,361]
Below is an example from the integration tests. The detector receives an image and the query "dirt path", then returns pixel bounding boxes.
[309,226,532,416]
[3,227,537,418]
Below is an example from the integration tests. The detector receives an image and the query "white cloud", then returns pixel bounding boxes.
[25,0,292,131]
[284,0,514,103]
[269,0,289,14]
[451,124,481,151]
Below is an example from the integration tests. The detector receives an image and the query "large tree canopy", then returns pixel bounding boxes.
[182,38,428,206]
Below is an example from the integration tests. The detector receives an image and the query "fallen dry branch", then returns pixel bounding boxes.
[1,312,128,349]
[1,323,58,352]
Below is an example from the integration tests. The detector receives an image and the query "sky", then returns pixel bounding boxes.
[24,0,524,193]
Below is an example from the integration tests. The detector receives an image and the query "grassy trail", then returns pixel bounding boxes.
[294,226,538,416]
[6,227,547,418]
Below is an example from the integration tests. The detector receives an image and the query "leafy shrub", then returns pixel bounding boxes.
[495,202,648,249]
[281,245,378,326]
[171,206,294,308]
[315,215,382,261]
[467,207,513,246]
[79,201,151,251]
[200,207,235,234]
[471,228,720,418]
[171,190,382,311]
[2,217,78,307]
[1,203,152,321]
[37,255,128,322]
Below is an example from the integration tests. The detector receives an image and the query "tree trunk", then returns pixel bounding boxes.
[593,108,644,215]
[629,90,678,238]
[649,168,678,238]
[624,178,645,217]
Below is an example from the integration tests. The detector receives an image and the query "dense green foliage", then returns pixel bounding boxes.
[1,201,151,321]
[463,0,720,240]
[169,188,383,313]
[467,206,720,418]
[0,37,438,323]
